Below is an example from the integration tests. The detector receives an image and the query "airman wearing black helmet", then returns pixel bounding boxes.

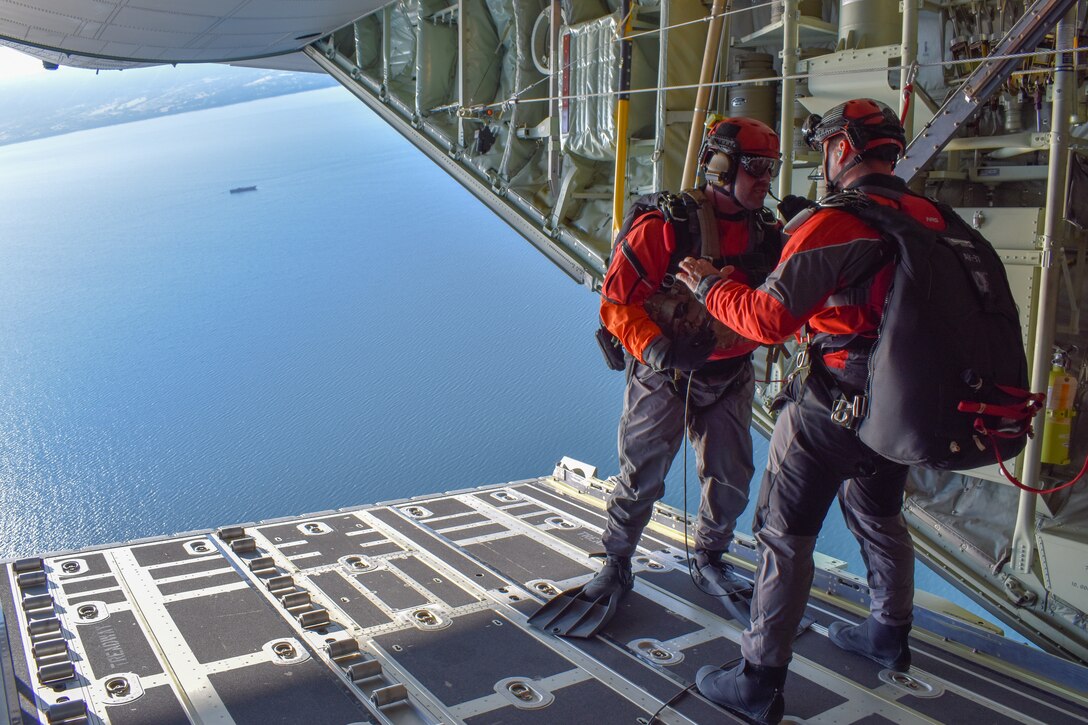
[676,100,943,724]
[802,97,908,192]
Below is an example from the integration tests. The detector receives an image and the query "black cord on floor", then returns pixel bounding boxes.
[642,682,696,725]
[641,656,744,724]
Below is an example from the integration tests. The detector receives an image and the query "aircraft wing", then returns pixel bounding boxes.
[0,0,389,70]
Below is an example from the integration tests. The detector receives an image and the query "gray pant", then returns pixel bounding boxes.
[742,371,914,667]
[601,357,755,558]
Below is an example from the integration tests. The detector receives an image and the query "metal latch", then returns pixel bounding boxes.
[786,344,811,384]
[831,395,868,428]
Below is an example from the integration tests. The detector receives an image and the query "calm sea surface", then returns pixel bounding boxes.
[0,88,1003,634]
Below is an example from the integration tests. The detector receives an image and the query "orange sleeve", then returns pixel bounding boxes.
[600,214,673,307]
[600,297,662,363]
[704,280,803,344]
[599,214,674,362]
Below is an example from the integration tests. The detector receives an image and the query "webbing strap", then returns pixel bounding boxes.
[995,382,1037,399]
[957,400,1040,421]
[962,389,1045,439]
[959,387,1043,415]
[688,190,719,260]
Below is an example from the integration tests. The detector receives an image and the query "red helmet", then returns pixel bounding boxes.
[802,98,905,155]
[700,117,781,167]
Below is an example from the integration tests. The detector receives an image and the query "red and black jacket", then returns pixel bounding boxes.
[701,175,947,384]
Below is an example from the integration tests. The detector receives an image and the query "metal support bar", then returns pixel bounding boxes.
[1010,8,1076,575]
[895,0,1079,181]
[548,0,561,199]
[899,0,919,141]
[611,0,634,238]
[681,0,728,190]
[381,5,392,91]
[777,0,799,198]
[456,0,466,150]
[652,0,669,191]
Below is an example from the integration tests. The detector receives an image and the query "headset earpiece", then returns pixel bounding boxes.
[718,154,733,179]
[705,153,733,186]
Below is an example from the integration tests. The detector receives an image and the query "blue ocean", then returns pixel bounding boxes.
[0,88,997,631]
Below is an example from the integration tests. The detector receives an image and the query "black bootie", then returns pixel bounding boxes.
[581,555,633,599]
[696,659,787,725]
[693,549,749,593]
[828,617,911,672]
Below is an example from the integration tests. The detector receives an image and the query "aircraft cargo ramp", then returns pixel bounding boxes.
[3,460,1086,724]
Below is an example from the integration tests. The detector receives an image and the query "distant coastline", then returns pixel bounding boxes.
[0,65,336,148]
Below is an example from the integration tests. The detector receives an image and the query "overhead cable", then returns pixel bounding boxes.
[487,45,1088,113]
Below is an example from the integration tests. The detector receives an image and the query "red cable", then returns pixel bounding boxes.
[989,436,1088,494]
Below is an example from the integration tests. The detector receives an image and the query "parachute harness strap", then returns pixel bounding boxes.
[958,385,1043,440]
[958,384,1044,434]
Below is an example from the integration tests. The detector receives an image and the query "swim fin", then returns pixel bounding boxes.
[693,564,754,629]
[528,554,633,638]
[526,581,622,638]
[693,565,815,639]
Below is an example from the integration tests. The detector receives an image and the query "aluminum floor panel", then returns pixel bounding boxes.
[79,610,163,679]
[206,659,372,724]
[372,609,571,706]
[387,556,480,608]
[101,684,188,725]
[308,570,394,629]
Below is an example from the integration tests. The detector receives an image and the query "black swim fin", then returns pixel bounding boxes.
[527,581,623,638]
[694,566,754,629]
[694,564,816,640]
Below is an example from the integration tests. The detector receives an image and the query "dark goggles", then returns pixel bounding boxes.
[738,154,782,178]
[706,153,782,182]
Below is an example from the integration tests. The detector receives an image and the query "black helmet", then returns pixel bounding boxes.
[801,98,905,156]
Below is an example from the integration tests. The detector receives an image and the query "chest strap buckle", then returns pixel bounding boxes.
[786,344,812,385]
[831,394,868,428]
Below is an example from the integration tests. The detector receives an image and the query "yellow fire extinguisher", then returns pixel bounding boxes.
[1041,349,1077,465]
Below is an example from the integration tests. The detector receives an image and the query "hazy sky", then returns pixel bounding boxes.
[0,46,45,79]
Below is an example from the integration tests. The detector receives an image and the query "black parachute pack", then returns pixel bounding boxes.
[596,190,780,370]
[826,190,1040,470]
